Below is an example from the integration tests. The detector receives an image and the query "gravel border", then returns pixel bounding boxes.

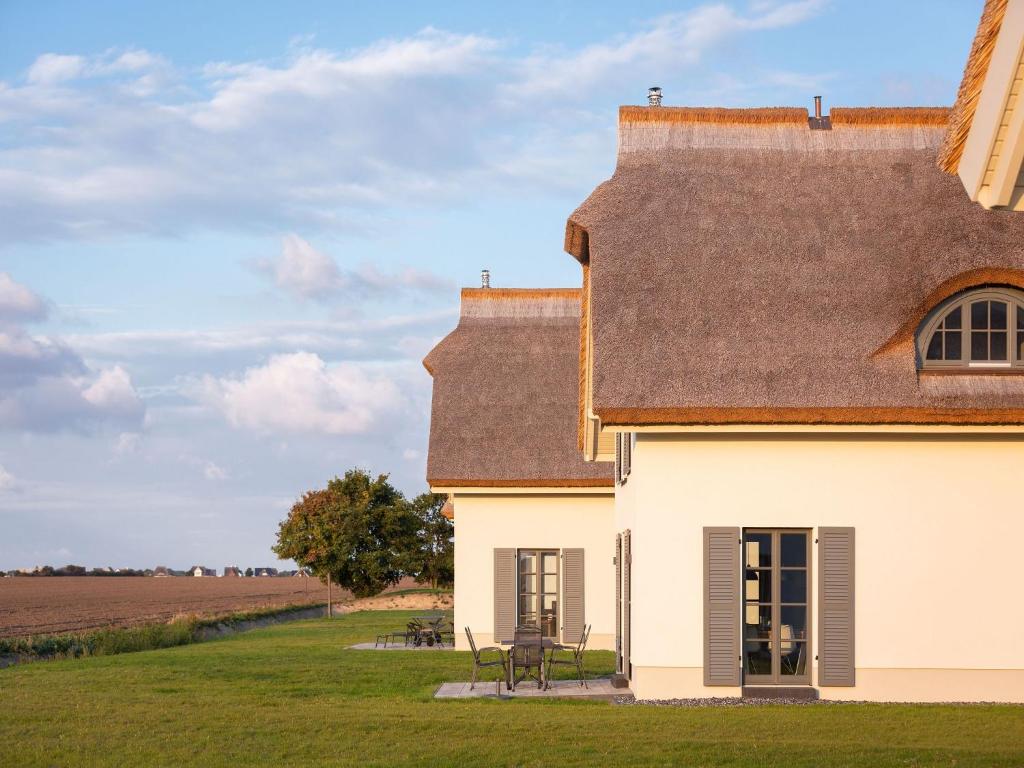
[613,696,1024,707]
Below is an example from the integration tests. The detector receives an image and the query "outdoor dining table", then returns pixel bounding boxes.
[499,637,555,690]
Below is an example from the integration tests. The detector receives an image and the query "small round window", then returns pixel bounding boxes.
[918,287,1024,370]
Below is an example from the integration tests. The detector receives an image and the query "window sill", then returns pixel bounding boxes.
[920,368,1024,376]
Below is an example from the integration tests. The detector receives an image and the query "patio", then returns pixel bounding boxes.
[348,642,455,651]
[434,678,630,701]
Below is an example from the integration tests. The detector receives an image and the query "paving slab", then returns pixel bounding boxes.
[434,678,631,701]
[349,642,456,650]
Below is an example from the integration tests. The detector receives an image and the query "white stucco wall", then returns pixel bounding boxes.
[451,492,616,652]
[623,431,1024,702]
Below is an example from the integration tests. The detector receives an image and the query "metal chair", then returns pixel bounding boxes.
[464,627,507,690]
[375,621,418,648]
[435,619,455,647]
[545,624,590,688]
[510,625,544,690]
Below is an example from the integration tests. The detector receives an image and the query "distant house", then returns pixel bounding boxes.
[153,566,170,577]
[253,567,278,577]
[190,566,216,577]
[222,566,242,578]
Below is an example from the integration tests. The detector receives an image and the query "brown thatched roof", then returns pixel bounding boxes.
[566,107,1024,426]
[424,288,613,486]
[938,0,1008,173]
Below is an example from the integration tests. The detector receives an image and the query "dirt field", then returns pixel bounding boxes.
[0,576,377,638]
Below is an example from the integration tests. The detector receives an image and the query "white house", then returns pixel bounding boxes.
[426,5,1024,702]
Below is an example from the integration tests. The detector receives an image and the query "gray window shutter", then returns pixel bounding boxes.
[493,548,516,643]
[615,534,622,674]
[562,548,585,644]
[623,529,631,678]
[818,527,855,686]
[614,433,622,484]
[703,527,740,686]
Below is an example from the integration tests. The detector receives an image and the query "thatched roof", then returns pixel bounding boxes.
[424,288,613,486]
[566,106,1024,426]
[938,0,1008,173]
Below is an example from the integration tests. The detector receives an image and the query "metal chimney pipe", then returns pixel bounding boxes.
[481,269,490,289]
[814,95,822,120]
[648,87,663,107]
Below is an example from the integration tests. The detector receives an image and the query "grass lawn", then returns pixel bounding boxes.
[2,611,1022,767]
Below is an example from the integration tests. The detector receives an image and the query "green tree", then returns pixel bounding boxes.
[407,493,454,590]
[273,469,418,599]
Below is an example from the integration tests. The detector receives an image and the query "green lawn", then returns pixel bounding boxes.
[1,611,1022,767]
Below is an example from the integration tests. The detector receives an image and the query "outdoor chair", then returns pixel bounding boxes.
[375,621,418,648]
[434,620,455,647]
[510,625,544,690]
[465,627,507,690]
[545,624,590,689]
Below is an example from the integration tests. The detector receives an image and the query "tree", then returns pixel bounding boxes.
[273,469,419,599]
[244,567,253,577]
[407,493,454,590]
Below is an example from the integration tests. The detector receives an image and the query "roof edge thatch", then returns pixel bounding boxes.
[831,107,951,126]
[938,0,1008,173]
[620,105,808,125]
[428,477,614,489]
[459,287,581,322]
[460,287,580,301]
[595,406,1024,427]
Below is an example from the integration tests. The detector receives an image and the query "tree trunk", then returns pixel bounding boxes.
[327,573,333,618]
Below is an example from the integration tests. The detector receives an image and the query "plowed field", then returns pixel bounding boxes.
[0,576,332,637]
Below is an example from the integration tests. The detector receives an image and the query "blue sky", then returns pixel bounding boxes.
[0,0,983,569]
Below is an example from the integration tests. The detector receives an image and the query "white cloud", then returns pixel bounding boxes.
[0,464,16,490]
[64,309,457,365]
[0,5,826,244]
[0,273,48,324]
[203,461,228,481]
[0,276,145,433]
[114,432,141,455]
[26,54,86,85]
[81,366,144,417]
[506,1,826,100]
[194,352,406,435]
[266,233,342,300]
[252,234,453,302]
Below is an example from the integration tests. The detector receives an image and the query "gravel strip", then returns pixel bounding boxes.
[613,696,1023,707]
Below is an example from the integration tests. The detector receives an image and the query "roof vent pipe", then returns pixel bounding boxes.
[814,95,822,120]
[481,269,490,289]
[648,87,662,107]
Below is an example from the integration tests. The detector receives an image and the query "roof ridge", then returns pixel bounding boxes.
[460,287,580,299]
[620,105,807,125]
[830,107,951,126]
[620,105,951,128]
[459,287,581,322]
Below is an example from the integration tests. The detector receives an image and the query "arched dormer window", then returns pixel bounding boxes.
[918,287,1024,370]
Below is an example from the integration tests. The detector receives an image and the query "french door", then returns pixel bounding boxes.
[742,529,811,684]
[517,550,559,638]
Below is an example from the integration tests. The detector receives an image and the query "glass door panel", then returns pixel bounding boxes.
[742,529,811,684]
[518,549,559,638]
